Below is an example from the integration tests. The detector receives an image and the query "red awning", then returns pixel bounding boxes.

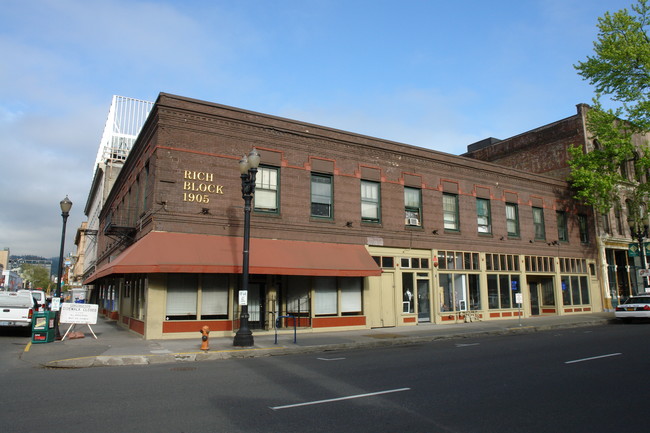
[84,231,381,283]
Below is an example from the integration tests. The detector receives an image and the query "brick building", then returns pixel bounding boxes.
[83,94,600,339]
[464,103,650,309]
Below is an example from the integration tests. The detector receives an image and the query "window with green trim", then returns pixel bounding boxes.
[254,166,279,213]
[578,214,589,244]
[443,193,459,231]
[505,203,519,237]
[533,207,545,240]
[311,173,333,218]
[361,180,380,223]
[476,198,491,234]
[557,211,568,242]
[404,187,421,226]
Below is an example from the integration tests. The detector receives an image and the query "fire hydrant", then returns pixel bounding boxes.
[200,325,210,351]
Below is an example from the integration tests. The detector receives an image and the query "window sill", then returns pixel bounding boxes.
[310,217,335,223]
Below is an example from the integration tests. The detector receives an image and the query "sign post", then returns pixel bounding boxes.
[515,293,523,327]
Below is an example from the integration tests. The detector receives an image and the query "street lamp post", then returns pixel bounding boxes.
[55,195,72,339]
[628,217,649,293]
[233,148,260,347]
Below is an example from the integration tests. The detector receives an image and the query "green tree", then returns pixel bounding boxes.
[20,264,52,292]
[575,0,650,129]
[571,0,650,218]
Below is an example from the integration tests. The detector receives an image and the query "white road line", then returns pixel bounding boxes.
[455,343,480,347]
[317,357,346,361]
[565,353,622,364]
[270,387,411,411]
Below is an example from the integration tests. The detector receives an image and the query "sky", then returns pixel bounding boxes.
[0,0,636,258]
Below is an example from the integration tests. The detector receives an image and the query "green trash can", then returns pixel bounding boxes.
[31,311,55,343]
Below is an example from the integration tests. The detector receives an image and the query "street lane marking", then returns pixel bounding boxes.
[317,357,346,361]
[455,343,480,347]
[270,387,411,410]
[565,353,622,364]
[24,342,31,352]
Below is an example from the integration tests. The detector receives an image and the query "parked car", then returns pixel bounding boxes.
[17,290,46,310]
[0,291,35,329]
[615,294,650,322]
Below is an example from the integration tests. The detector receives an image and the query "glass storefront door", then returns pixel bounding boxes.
[417,278,430,322]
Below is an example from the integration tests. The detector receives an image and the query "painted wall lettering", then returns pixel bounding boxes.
[181,170,224,203]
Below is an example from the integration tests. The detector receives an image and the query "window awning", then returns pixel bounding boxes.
[84,231,381,284]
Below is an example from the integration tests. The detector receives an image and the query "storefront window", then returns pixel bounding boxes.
[542,279,555,306]
[166,274,198,320]
[487,274,520,309]
[561,275,590,305]
[341,278,362,314]
[314,277,337,315]
[200,274,229,319]
[402,272,415,313]
[439,273,481,311]
[287,276,310,316]
[311,277,364,316]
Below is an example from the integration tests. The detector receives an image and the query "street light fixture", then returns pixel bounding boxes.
[55,195,72,339]
[233,148,260,347]
[628,215,649,293]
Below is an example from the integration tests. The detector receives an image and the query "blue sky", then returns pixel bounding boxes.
[0,0,634,257]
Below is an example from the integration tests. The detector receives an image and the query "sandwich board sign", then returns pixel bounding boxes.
[59,303,99,340]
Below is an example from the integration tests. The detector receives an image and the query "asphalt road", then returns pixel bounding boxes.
[1,322,648,433]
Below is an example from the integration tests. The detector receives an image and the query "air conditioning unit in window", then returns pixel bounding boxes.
[406,217,420,226]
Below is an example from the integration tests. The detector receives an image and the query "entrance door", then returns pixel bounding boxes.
[529,282,540,316]
[417,279,430,322]
[370,273,396,328]
[247,283,266,329]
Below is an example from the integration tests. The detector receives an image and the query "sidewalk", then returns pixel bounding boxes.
[20,312,617,368]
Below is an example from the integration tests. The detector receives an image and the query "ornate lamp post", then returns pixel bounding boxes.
[55,195,72,339]
[628,216,649,293]
[233,148,260,347]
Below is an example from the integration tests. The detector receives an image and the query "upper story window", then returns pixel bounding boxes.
[404,187,421,226]
[532,207,545,240]
[443,193,459,231]
[578,214,589,244]
[614,204,624,235]
[361,180,380,223]
[254,166,279,213]
[620,159,630,181]
[557,210,569,242]
[311,173,333,218]
[476,198,491,234]
[505,203,519,237]
[601,213,611,235]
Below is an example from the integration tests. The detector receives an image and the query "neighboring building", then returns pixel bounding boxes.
[82,96,154,290]
[1,269,23,291]
[464,103,650,309]
[70,222,88,288]
[83,93,600,340]
[8,255,52,274]
[0,248,9,271]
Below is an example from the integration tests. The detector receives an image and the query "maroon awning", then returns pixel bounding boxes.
[84,231,381,283]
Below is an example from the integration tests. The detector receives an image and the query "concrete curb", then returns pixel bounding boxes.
[42,317,614,369]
